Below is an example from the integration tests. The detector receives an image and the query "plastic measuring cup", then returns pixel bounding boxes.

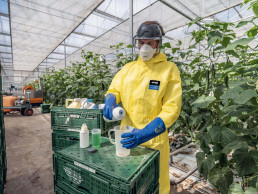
[108,125,134,157]
[92,129,101,148]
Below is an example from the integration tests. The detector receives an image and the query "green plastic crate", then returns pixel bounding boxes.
[41,104,51,109]
[41,109,51,114]
[51,107,103,131]
[53,138,159,194]
[55,179,90,194]
[41,104,51,114]
[55,178,158,194]
[52,131,79,152]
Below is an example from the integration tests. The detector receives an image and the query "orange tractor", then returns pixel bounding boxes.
[22,79,44,106]
[3,78,44,116]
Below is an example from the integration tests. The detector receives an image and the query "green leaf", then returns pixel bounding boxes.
[220,86,243,104]
[225,37,255,51]
[208,165,233,194]
[208,31,223,47]
[189,16,202,27]
[209,126,237,147]
[253,4,258,17]
[179,52,186,59]
[247,26,258,37]
[196,152,215,179]
[221,36,232,47]
[222,141,248,154]
[228,183,244,194]
[236,20,250,28]
[245,186,258,194]
[232,148,258,176]
[234,90,257,104]
[127,44,133,48]
[190,57,200,66]
[191,95,216,109]
[172,47,179,54]
[197,129,212,154]
[226,50,240,58]
[212,144,228,166]
[162,42,171,48]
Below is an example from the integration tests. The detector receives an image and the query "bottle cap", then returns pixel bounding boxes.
[81,123,88,131]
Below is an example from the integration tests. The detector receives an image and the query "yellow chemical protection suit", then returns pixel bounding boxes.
[106,52,182,194]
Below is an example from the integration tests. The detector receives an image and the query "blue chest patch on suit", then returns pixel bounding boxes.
[149,80,160,90]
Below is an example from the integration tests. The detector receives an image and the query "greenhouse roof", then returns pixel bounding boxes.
[0,0,256,87]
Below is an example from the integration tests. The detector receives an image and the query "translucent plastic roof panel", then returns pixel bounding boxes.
[10,0,104,71]
[0,53,11,58]
[0,0,8,14]
[74,13,119,38]
[165,0,242,19]
[52,0,247,70]
[0,16,10,34]
[0,46,11,53]
[66,33,94,48]
[0,34,11,45]
[48,53,64,60]
[97,0,156,20]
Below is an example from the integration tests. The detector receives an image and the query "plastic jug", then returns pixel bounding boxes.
[108,125,134,157]
[80,98,88,109]
[65,99,74,108]
[67,98,81,109]
[83,99,95,109]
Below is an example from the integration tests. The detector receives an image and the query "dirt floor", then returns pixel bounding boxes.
[3,107,191,194]
[4,108,53,194]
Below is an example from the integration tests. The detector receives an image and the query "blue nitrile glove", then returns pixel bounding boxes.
[121,117,166,149]
[103,93,118,120]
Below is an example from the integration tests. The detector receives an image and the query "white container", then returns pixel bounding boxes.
[108,125,133,157]
[80,124,89,148]
[103,107,125,122]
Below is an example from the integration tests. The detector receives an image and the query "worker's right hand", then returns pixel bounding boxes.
[103,93,118,120]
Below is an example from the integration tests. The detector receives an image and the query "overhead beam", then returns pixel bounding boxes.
[0,32,10,36]
[0,13,8,17]
[52,52,65,55]
[158,0,206,30]
[94,9,124,23]
[73,32,97,39]
[0,44,11,47]
[0,51,12,55]
[233,7,243,19]
[46,57,62,60]
[1,57,12,60]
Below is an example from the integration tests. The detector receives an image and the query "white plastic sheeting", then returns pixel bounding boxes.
[10,0,104,71]
[0,0,255,85]
[53,0,244,70]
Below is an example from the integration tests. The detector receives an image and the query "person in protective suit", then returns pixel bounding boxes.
[103,21,182,194]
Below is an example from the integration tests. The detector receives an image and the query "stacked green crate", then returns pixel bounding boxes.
[0,61,7,193]
[54,137,159,194]
[41,104,51,114]
[51,106,120,152]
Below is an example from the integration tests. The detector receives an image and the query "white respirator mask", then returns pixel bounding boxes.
[139,44,157,61]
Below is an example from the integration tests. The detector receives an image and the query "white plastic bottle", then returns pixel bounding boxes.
[103,107,125,122]
[80,123,89,148]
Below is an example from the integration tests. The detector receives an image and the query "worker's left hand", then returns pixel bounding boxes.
[120,117,166,149]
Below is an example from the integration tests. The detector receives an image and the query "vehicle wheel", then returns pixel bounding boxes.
[20,109,26,116]
[25,109,33,116]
